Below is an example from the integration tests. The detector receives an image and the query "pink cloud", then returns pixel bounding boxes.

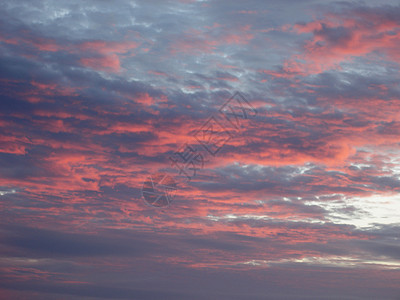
[76,40,139,72]
[80,54,121,73]
[170,25,254,54]
[270,10,400,76]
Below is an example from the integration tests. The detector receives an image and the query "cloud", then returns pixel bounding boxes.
[1,1,400,299]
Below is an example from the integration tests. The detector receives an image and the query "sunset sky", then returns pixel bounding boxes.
[1,0,400,299]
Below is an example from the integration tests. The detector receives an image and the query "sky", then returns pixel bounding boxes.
[1,0,400,299]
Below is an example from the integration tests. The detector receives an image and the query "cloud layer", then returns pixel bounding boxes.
[1,0,400,299]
